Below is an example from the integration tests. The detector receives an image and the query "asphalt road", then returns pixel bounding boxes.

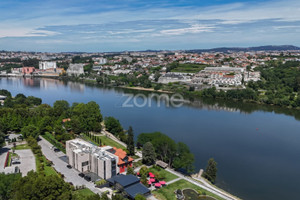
[38,136,102,194]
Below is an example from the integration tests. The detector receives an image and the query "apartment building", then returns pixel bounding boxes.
[39,61,57,70]
[66,139,118,179]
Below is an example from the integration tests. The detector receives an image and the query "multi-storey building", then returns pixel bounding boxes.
[39,61,57,70]
[66,139,118,179]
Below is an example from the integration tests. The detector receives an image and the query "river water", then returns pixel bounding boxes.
[1,77,300,200]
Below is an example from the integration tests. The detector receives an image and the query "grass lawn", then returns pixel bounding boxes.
[12,144,30,150]
[133,160,143,169]
[131,155,140,159]
[35,154,57,176]
[149,167,178,182]
[82,134,126,150]
[6,152,12,166]
[43,156,57,176]
[152,179,224,200]
[73,188,95,197]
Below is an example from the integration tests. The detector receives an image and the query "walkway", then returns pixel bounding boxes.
[166,177,182,185]
[165,168,239,200]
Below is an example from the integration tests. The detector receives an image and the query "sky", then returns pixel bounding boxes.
[0,0,299,52]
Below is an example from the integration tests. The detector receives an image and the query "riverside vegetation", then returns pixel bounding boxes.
[0,89,218,200]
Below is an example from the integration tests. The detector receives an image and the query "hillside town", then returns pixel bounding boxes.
[2,49,300,90]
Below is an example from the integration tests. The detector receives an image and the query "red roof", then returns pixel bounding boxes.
[112,147,134,165]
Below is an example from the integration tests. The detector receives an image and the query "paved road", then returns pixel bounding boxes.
[38,136,102,194]
[165,168,238,200]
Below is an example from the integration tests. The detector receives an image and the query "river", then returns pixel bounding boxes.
[1,77,300,200]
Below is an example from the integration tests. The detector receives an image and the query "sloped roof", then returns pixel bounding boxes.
[112,147,134,165]
[124,183,150,199]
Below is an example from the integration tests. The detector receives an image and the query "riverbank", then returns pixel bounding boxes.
[118,86,174,94]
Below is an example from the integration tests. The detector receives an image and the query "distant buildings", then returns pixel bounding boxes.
[22,67,35,75]
[67,64,84,76]
[39,61,57,70]
[192,66,260,87]
[158,72,193,84]
[66,139,133,179]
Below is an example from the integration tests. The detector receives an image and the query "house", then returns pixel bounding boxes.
[107,147,134,173]
[67,64,84,76]
[22,67,35,75]
[107,174,150,199]
[0,95,7,105]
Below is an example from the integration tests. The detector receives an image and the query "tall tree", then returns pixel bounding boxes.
[126,166,135,175]
[0,131,5,148]
[172,142,195,173]
[104,117,123,136]
[0,173,21,200]
[127,126,135,156]
[142,142,156,165]
[11,171,72,200]
[203,158,218,183]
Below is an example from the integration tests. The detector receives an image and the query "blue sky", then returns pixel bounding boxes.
[0,0,299,52]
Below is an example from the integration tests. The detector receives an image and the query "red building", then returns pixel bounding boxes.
[22,67,35,75]
[108,147,134,173]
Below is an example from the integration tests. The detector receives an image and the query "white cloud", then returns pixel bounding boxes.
[0,28,58,38]
[159,24,215,36]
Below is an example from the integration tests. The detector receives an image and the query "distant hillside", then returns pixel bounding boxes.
[185,45,300,53]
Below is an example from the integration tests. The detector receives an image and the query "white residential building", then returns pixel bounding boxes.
[67,64,84,76]
[39,61,57,70]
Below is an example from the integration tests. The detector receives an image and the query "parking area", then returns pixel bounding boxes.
[15,149,36,176]
[0,146,36,176]
[38,137,103,195]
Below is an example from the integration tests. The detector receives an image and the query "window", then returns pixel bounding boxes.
[82,161,89,166]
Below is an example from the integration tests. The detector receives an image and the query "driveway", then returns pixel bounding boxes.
[38,136,103,194]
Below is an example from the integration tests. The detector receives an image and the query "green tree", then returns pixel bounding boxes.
[135,194,146,200]
[142,142,156,165]
[126,126,135,156]
[172,142,195,173]
[126,166,135,175]
[140,173,148,187]
[104,117,123,136]
[53,100,70,117]
[0,173,21,200]
[20,124,39,139]
[203,158,218,183]
[0,131,5,148]
[11,171,72,200]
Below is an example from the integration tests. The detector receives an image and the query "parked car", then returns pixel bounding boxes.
[79,173,85,177]
[67,164,72,169]
[53,148,60,152]
[84,176,91,182]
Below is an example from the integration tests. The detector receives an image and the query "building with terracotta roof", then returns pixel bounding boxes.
[107,147,134,173]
